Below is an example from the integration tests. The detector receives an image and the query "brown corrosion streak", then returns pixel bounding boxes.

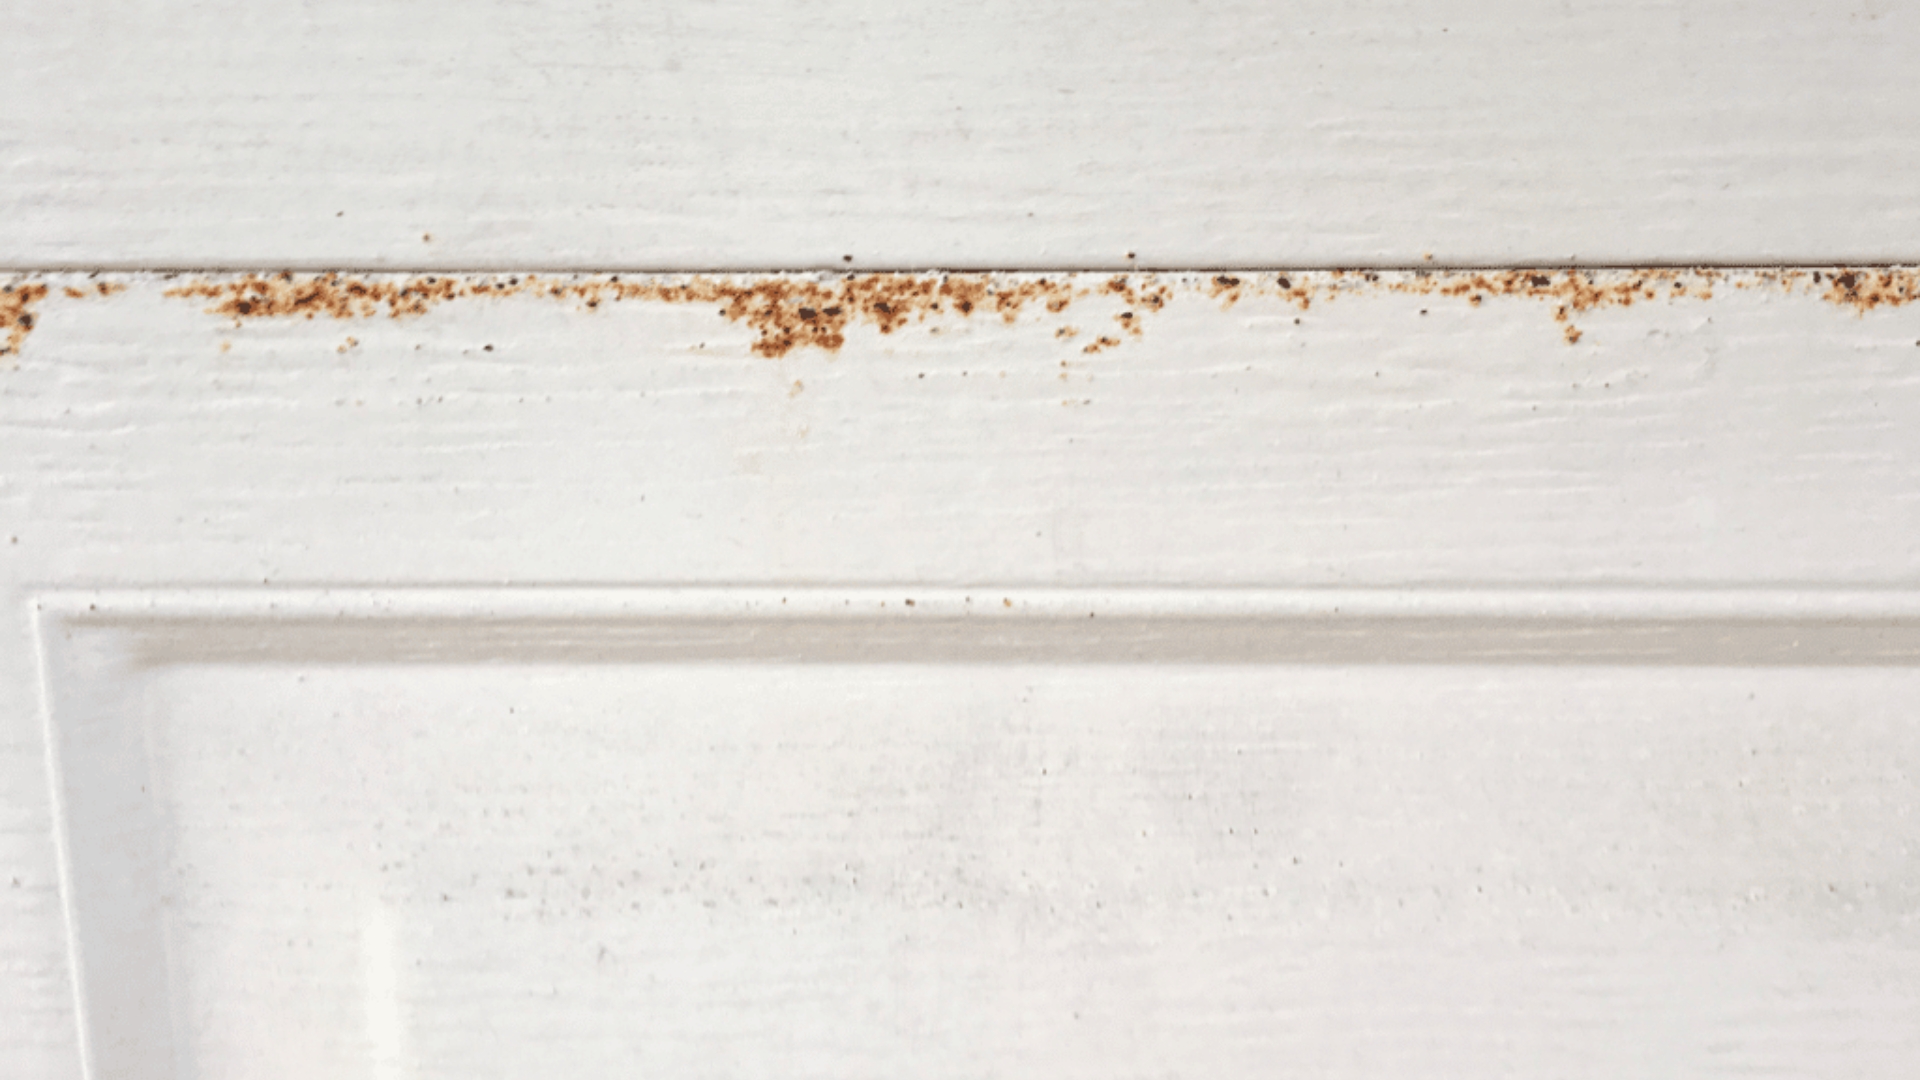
[165,272,1079,358]
[1382,266,1920,318]
[160,266,1920,357]
[1,283,50,357]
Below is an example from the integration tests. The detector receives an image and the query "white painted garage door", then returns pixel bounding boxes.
[6,4,1920,1078]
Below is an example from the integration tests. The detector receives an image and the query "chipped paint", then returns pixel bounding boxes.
[0,267,1912,361]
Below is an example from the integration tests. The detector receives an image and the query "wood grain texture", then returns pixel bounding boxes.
[4,273,1920,1077]
[4,1,1919,269]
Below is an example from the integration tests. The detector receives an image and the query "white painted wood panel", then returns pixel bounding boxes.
[9,4,1920,1071]
[5,272,1920,1076]
[4,2,1919,268]
[33,591,1920,1079]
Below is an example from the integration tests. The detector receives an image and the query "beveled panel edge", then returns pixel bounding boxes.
[31,586,1920,667]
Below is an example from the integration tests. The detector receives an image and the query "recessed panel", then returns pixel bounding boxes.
[40,605,1920,1079]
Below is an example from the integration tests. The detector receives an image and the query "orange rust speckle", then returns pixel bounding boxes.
[1383,268,1729,315]
[1097,275,1173,316]
[1,282,50,357]
[61,281,124,300]
[1208,274,1245,308]
[152,266,1920,357]
[165,272,1083,359]
[1822,268,1920,312]
[167,273,469,321]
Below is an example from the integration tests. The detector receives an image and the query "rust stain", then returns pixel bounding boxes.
[166,273,469,320]
[59,281,125,301]
[1,282,49,357]
[165,272,1081,359]
[1341,266,1911,342]
[1817,268,1920,312]
[1208,274,1246,307]
[139,265,1920,357]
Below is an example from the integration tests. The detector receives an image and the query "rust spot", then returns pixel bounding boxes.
[1082,335,1122,354]
[0,282,50,358]
[0,277,116,356]
[1208,274,1245,307]
[1819,267,1920,312]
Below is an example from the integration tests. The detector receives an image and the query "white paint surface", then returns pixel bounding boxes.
[33,598,1920,1078]
[5,271,1919,1076]
[4,2,1919,268]
[5,3,1920,1067]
